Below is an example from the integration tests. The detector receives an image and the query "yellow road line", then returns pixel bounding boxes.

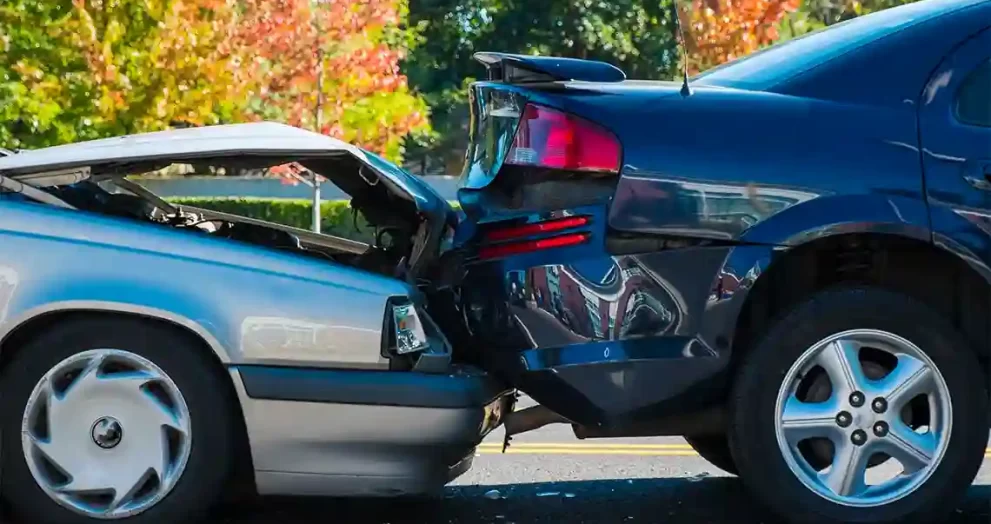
[478,448,700,456]
[473,443,991,457]
[477,443,693,450]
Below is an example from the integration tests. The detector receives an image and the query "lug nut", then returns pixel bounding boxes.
[872,397,888,414]
[849,392,865,408]
[836,411,852,428]
[873,421,889,438]
[851,429,868,446]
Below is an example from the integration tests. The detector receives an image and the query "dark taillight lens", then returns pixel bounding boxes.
[506,103,621,173]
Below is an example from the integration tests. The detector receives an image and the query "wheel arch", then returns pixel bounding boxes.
[729,231,991,377]
[0,305,256,493]
[0,301,232,364]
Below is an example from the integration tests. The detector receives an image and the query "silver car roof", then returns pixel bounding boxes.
[0,122,361,175]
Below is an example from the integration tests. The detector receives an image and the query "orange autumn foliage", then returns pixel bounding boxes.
[4,0,426,162]
[683,0,801,75]
[231,0,429,160]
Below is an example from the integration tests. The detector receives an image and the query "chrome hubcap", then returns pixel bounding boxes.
[21,349,192,519]
[774,329,951,507]
[90,417,124,449]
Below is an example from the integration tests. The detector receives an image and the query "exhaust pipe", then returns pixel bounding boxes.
[503,405,571,437]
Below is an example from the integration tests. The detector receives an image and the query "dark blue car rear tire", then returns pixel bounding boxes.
[684,435,738,476]
[729,287,988,524]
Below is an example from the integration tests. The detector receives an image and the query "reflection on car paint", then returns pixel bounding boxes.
[240,316,382,367]
[514,257,684,347]
[609,173,820,240]
[0,266,18,321]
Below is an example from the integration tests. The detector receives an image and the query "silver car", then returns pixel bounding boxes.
[0,123,512,524]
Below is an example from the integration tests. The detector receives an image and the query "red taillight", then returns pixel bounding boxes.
[506,103,621,173]
[484,215,591,242]
[479,232,590,260]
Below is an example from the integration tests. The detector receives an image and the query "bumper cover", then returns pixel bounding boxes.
[230,365,512,497]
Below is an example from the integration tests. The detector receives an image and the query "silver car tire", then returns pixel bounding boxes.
[728,287,988,524]
[0,316,238,524]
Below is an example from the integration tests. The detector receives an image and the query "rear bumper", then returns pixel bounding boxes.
[229,365,512,497]
[456,236,736,427]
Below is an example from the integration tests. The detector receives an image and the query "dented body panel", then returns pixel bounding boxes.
[0,123,509,497]
[452,0,991,430]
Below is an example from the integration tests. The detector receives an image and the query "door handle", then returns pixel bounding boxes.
[963,160,991,190]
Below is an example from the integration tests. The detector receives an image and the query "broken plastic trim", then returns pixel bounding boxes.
[503,405,571,438]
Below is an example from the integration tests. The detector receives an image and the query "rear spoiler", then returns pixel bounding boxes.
[473,52,626,84]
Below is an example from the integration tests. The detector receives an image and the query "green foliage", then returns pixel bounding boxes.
[793,0,918,29]
[168,196,461,244]
[403,0,682,174]
[0,0,429,166]
[167,197,377,243]
[0,1,98,148]
[775,8,828,41]
[0,0,247,150]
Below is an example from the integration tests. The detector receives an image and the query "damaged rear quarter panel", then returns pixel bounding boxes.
[0,199,411,370]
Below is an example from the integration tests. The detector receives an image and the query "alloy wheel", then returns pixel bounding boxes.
[773,329,952,507]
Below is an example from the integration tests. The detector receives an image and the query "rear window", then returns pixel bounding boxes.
[693,0,979,90]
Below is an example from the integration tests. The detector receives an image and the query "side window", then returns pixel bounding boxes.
[955,58,991,128]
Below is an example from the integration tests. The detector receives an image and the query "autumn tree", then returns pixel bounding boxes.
[70,0,250,135]
[0,0,247,150]
[232,0,429,161]
[1,0,428,165]
[0,1,92,148]
[683,0,801,75]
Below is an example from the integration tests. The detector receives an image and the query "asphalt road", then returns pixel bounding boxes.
[220,419,991,524]
[4,405,989,523]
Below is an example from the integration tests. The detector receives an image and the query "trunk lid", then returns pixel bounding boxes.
[0,122,453,224]
[0,123,456,282]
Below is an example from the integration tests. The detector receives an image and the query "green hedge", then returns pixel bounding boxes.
[167,197,376,243]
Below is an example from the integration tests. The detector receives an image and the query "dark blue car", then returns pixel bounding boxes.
[435,0,991,522]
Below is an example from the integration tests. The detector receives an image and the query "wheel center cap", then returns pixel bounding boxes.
[91,417,124,449]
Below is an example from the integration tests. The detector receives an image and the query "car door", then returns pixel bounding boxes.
[919,27,991,266]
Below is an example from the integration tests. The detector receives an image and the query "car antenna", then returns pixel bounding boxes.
[670,0,693,97]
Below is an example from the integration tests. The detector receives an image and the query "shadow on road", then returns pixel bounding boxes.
[217,478,991,524]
